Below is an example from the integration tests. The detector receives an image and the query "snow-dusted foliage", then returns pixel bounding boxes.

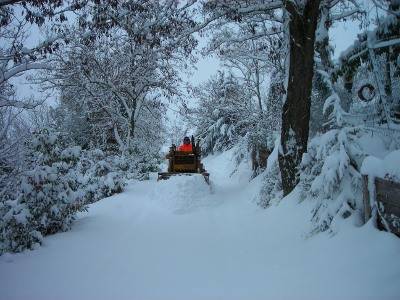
[191,68,279,177]
[193,72,256,154]
[0,1,75,110]
[53,1,195,146]
[247,67,284,174]
[48,29,167,155]
[0,1,100,254]
[201,3,286,173]
[0,129,136,254]
[299,128,364,234]
[39,0,197,177]
[75,150,125,204]
[299,126,400,235]
[257,142,282,208]
[246,114,280,176]
[310,72,331,135]
[0,130,87,253]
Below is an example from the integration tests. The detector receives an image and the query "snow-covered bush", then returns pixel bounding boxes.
[257,159,282,208]
[257,139,282,208]
[294,8,400,235]
[0,127,158,254]
[125,140,162,179]
[77,150,126,204]
[0,130,87,253]
[66,145,159,205]
[247,116,279,176]
[192,71,279,176]
[299,128,369,235]
[297,125,400,236]
[0,198,43,253]
[257,125,399,237]
[0,119,161,254]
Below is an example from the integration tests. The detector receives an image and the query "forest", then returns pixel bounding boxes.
[1,0,400,298]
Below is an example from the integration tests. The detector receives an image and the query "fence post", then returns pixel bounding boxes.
[362,175,372,224]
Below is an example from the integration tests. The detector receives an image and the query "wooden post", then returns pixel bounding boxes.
[362,175,372,223]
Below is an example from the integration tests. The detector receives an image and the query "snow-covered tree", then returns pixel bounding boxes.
[40,1,199,160]
[201,0,364,195]
[192,72,255,155]
[0,0,87,215]
[202,13,285,173]
[47,29,167,154]
[0,0,85,109]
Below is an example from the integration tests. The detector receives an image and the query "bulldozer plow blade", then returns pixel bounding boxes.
[158,172,210,185]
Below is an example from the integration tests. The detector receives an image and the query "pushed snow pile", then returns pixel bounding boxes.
[361,150,400,180]
[150,174,212,213]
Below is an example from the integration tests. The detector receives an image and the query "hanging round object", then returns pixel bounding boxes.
[357,83,376,102]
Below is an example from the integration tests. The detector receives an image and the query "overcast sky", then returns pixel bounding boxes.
[190,18,362,83]
[12,12,363,122]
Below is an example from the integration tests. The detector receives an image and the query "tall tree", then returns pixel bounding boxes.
[202,0,363,195]
[278,0,321,195]
[40,0,198,154]
[0,0,85,197]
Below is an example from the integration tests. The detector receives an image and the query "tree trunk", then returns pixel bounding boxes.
[384,50,392,99]
[254,59,263,112]
[279,1,321,196]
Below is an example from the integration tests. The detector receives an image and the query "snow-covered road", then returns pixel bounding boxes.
[1,151,400,300]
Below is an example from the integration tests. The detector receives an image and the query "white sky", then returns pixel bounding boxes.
[330,20,361,59]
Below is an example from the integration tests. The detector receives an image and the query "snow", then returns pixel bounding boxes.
[61,146,81,159]
[357,131,390,158]
[1,150,400,300]
[361,150,400,180]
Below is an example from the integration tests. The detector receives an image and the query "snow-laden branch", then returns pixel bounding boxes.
[209,29,282,53]
[372,38,400,49]
[330,8,361,21]
[0,62,50,85]
[235,1,283,14]
[0,97,42,109]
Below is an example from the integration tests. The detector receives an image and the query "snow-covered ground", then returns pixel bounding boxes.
[1,150,400,300]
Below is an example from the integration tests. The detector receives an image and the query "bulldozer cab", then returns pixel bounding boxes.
[158,136,210,184]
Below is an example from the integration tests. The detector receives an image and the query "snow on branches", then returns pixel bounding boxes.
[192,72,256,155]
[0,129,87,253]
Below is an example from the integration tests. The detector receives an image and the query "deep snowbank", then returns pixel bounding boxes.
[1,150,399,300]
